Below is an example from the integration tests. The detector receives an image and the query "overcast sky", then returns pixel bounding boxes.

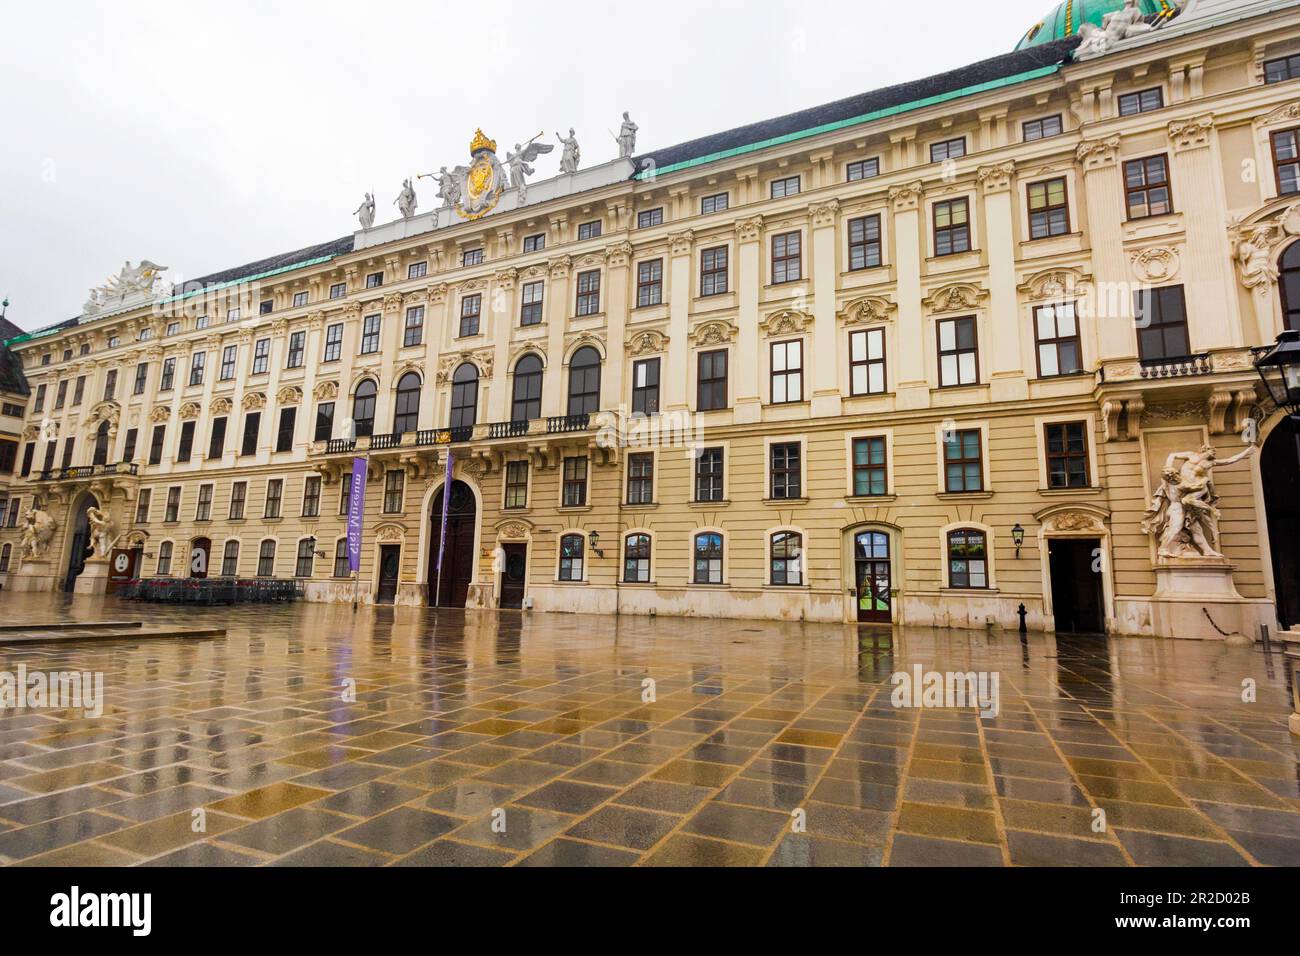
[0,0,1050,332]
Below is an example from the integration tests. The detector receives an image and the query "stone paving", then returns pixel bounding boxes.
[0,591,1297,866]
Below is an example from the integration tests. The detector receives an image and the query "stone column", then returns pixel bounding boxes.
[665,230,695,412]
[733,216,764,425]
[604,242,633,411]
[889,182,929,410]
[488,270,518,425]
[424,284,449,425]
[542,256,572,418]
[978,162,1028,402]
[809,200,842,418]
[196,334,221,459]
[1077,137,1134,362]
[372,293,405,434]
[299,315,324,443]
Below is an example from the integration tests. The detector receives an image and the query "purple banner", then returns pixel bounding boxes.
[435,450,454,575]
[347,457,367,573]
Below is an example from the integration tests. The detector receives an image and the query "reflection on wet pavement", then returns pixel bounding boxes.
[0,593,1297,866]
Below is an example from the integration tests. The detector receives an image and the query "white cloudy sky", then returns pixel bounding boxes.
[0,0,1050,332]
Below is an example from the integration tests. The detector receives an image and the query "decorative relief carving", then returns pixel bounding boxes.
[427,282,450,305]
[242,391,266,411]
[606,241,634,267]
[735,216,764,243]
[1018,267,1091,302]
[809,200,840,228]
[1130,246,1181,283]
[923,282,988,314]
[668,231,695,256]
[374,523,406,544]
[759,309,813,337]
[492,268,518,289]
[1142,400,1206,425]
[211,397,233,415]
[150,406,171,423]
[1051,511,1104,533]
[626,329,669,355]
[688,320,738,346]
[1167,115,1214,152]
[976,162,1016,193]
[382,292,405,314]
[497,521,531,540]
[1076,136,1120,170]
[179,402,202,421]
[1260,101,1300,126]
[276,385,303,406]
[436,350,494,385]
[313,381,338,401]
[548,255,573,279]
[888,181,925,212]
[840,296,896,325]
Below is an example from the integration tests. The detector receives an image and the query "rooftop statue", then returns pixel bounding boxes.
[394,178,417,219]
[83,260,170,315]
[616,112,638,159]
[421,130,509,220]
[506,134,554,205]
[556,128,581,174]
[1077,0,1156,57]
[354,192,376,229]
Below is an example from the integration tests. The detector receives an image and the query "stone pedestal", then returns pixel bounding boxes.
[1149,558,1253,641]
[10,558,55,593]
[73,558,110,596]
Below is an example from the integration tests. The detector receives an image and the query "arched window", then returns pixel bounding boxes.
[770,532,803,586]
[221,540,240,577]
[624,533,650,583]
[392,372,421,434]
[333,538,349,578]
[559,533,584,581]
[450,363,479,430]
[947,529,988,589]
[567,346,601,417]
[694,532,723,584]
[352,380,377,437]
[0,543,11,573]
[1282,241,1300,332]
[157,541,174,576]
[257,539,277,577]
[512,354,543,423]
[92,420,110,466]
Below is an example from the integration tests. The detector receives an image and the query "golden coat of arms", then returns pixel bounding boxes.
[424,129,509,221]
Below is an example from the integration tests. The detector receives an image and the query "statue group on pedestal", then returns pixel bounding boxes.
[19,508,57,561]
[1142,444,1254,560]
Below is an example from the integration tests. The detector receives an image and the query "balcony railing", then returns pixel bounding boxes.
[35,461,139,482]
[489,420,530,439]
[1139,352,1212,379]
[547,413,591,434]
[415,427,473,447]
[369,432,403,451]
[325,438,357,454]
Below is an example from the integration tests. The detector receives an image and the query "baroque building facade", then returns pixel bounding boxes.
[3,0,1300,639]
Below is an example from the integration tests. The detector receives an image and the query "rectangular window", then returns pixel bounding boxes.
[520,281,544,326]
[407,261,427,280]
[770,340,803,404]
[701,193,729,214]
[324,323,343,362]
[637,208,663,229]
[333,538,349,578]
[241,411,260,456]
[848,215,882,271]
[264,479,283,518]
[21,443,35,477]
[770,442,802,499]
[1134,285,1192,362]
[1118,87,1163,116]
[226,308,240,323]
[149,425,166,465]
[72,376,85,406]
[624,534,650,583]
[772,231,802,283]
[222,541,240,577]
[298,475,321,517]
[133,364,148,395]
[34,384,46,413]
[700,246,728,296]
[1045,421,1090,489]
[360,314,381,353]
[852,437,888,497]
[627,453,654,504]
[849,328,887,395]
[559,534,584,581]
[196,484,213,521]
[188,352,206,385]
[930,137,966,162]
[257,540,276,577]
[937,316,979,387]
[944,430,984,493]
[383,470,404,514]
[948,530,987,588]
[259,300,273,316]
[295,539,315,578]
[251,338,270,374]
[0,442,12,474]
[339,473,352,516]
[1034,302,1082,377]
[459,295,481,337]
[504,460,528,509]
[276,407,296,453]
[159,358,175,391]
[636,260,663,307]
[770,175,800,199]
[157,542,173,575]
[6,498,19,527]
[59,437,75,469]
[562,456,588,507]
[229,481,247,519]
[314,403,334,442]
[523,233,545,253]
[1265,54,1300,84]
[933,198,971,255]
[1027,177,1070,239]
[135,489,151,524]
[165,486,181,522]
[462,248,484,267]
[1272,128,1299,196]
[632,358,660,415]
[1124,155,1172,219]
[695,447,723,502]
[123,428,138,462]
[330,282,346,299]
[697,349,728,410]
[176,421,195,463]
[1023,114,1063,141]
[166,322,180,336]
[578,220,602,241]
[103,369,117,402]
[208,417,227,459]
[285,331,305,368]
[403,306,425,347]
[576,270,601,316]
[219,345,237,380]
[293,291,309,308]
[847,158,880,181]
[365,272,383,289]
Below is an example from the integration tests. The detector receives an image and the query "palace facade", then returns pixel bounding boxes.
[3,0,1300,639]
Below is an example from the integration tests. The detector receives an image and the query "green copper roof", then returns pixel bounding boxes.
[1015,0,1173,49]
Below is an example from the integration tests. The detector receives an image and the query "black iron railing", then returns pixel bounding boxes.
[34,461,138,481]
[489,420,530,439]
[547,413,590,434]
[325,438,357,454]
[369,432,403,450]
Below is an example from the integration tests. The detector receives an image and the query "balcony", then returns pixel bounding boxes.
[1138,352,1212,380]
[34,461,139,482]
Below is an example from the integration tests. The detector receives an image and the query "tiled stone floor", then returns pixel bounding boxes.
[0,591,1297,866]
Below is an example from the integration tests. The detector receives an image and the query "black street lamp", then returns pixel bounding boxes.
[1011,523,1025,558]
[1254,329,1300,463]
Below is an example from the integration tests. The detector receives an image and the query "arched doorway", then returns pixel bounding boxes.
[428,479,477,607]
[852,530,892,623]
[63,494,97,592]
[1262,415,1300,628]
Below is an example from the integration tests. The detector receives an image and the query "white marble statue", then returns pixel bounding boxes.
[506,136,554,205]
[616,112,638,159]
[354,192,376,229]
[394,178,417,219]
[86,507,114,558]
[556,129,581,174]
[426,166,466,208]
[19,508,57,560]
[1077,0,1155,57]
[1142,445,1254,560]
[1234,222,1283,289]
[85,261,170,311]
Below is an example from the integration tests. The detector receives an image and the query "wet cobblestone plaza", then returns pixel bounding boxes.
[0,592,1297,867]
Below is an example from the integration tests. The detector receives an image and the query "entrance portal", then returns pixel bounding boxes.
[1262,415,1300,629]
[853,530,892,623]
[376,544,400,605]
[499,543,527,609]
[427,480,477,607]
[63,496,97,592]
[1048,537,1104,634]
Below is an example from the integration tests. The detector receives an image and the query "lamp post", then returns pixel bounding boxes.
[1254,329,1300,465]
[588,530,604,559]
[1011,523,1025,558]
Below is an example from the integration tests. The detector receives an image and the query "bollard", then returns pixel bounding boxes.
[1017,603,1028,636]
